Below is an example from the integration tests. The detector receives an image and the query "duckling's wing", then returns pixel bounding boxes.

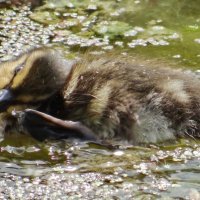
[12,109,98,142]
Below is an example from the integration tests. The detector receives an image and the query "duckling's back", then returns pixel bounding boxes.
[61,56,200,144]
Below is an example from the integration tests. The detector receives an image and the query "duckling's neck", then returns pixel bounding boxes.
[37,92,65,118]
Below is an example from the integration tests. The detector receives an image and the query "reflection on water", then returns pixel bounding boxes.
[0,134,200,199]
[0,0,200,199]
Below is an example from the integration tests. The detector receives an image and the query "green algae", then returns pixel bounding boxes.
[93,21,132,39]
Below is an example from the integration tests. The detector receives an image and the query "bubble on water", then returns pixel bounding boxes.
[194,38,200,44]
[113,150,124,156]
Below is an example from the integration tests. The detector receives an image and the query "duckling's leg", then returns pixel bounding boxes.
[12,109,98,142]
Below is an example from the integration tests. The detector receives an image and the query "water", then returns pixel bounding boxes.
[0,0,200,199]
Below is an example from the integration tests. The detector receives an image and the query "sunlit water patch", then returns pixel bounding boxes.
[0,135,199,199]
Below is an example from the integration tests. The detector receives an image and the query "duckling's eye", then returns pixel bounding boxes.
[14,65,23,76]
[3,64,24,89]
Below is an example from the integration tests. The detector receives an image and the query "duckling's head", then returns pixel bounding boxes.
[0,48,74,113]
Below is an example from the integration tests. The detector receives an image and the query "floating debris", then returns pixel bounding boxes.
[0,6,54,61]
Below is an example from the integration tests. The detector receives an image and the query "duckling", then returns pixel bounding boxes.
[0,47,200,145]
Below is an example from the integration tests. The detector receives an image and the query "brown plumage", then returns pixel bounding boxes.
[0,48,200,144]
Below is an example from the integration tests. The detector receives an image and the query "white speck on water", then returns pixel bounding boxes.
[194,38,200,44]
[113,150,124,156]
[173,54,181,58]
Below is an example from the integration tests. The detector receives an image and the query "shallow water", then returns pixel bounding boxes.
[0,0,200,199]
[0,136,200,199]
